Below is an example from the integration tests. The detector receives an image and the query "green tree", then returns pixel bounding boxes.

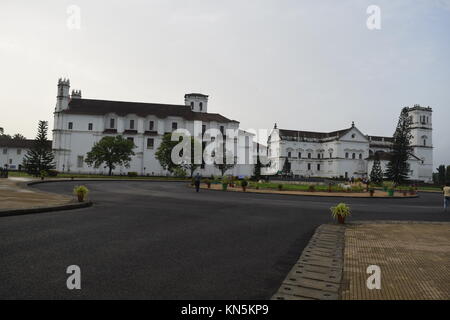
[22,121,55,176]
[436,165,446,185]
[179,136,202,177]
[385,107,413,184]
[12,133,26,140]
[446,166,450,185]
[155,133,182,174]
[370,155,384,184]
[85,136,135,176]
[213,146,236,176]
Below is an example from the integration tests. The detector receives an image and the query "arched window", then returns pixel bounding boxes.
[199,102,203,111]
[288,151,291,158]
[359,154,363,160]
[298,152,302,158]
[317,164,321,171]
[424,139,426,146]
[190,102,194,110]
[345,153,349,159]
[352,153,356,159]
[307,163,311,171]
[308,153,312,159]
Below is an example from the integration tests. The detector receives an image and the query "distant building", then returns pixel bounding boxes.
[52,79,256,176]
[0,139,52,170]
[264,105,433,182]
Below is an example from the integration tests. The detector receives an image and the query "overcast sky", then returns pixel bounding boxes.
[1,0,449,166]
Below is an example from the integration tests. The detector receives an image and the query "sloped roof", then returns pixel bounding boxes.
[278,128,352,142]
[62,98,238,123]
[0,139,52,149]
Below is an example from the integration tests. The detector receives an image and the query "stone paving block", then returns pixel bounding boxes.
[278,284,338,300]
[272,224,345,299]
[283,276,340,293]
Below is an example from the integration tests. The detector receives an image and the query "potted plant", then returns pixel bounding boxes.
[222,177,228,191]
[241,179,248,192]
[330,203,351,224]
[73,185,89,202]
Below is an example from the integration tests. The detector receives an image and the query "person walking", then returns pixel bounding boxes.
[444,184,450,212]
[194,172,201,193]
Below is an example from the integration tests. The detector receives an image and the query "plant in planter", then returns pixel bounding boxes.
[73,185,89,202]
[330,203,351,224]
[241,179,248,192]
[222,177,228,191]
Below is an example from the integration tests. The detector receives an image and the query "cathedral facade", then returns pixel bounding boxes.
[264,105,433,182]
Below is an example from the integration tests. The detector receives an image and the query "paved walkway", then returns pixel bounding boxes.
[341,222,450,300]
[0,178,72,210]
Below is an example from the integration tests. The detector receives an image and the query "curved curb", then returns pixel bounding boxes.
[27,179,189,186]
[0,201,93,218]
[197,186,420,199]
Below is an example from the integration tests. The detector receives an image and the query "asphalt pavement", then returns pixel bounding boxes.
[1,181,448,299]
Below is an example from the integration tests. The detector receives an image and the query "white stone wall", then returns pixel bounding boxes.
[0,147,27,170]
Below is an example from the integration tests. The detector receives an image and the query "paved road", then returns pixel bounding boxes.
[1,181,448,299]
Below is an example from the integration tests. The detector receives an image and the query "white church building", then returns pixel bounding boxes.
[52,79,256,177]
[264,105,433,183]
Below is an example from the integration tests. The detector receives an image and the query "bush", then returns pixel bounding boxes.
[278,184,283,191]
[172,168,186,178]
[330,203,351,219]
[308,185,316,192]
[241,180,248,187]
[47,169,59,177]
[127,172,138,177]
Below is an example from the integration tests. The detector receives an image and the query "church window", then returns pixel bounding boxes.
[190,102,194,110]
[172,122,178,130]
[352,134,355,139]
[317,164,321,171]
[298,152,302,158]
[200,102,203,111]
[129,120,135,130]
[329,152,333,158]
[288,151,291,158]
[345,153,349,159]
[149,121,154,131]
[110,119,115,128]
[88,123,93,131]
[359,154,363,160]
[68,122,73,130]
[352,153,356,159]
[423,139,426,146]
[147,138,154,149]
[317,154,321,159]
[307,163,311,170]
[308,153,311,159]
[220,126,224,135]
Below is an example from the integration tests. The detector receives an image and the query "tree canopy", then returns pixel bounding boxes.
[22,121,55,176]
[85,136,135,175]
[385,107,413,184]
